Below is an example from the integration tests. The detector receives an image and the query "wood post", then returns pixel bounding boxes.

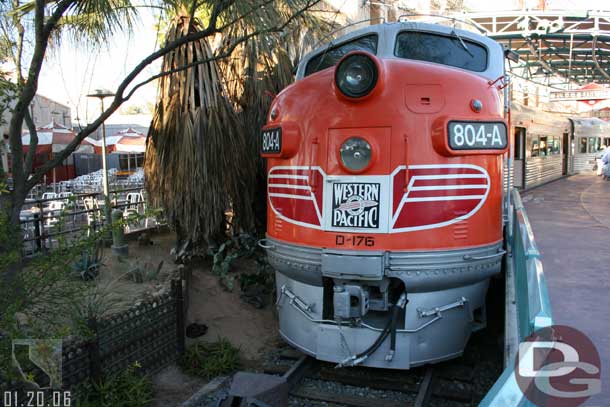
[173,279,186,356]
[87,317,102,384]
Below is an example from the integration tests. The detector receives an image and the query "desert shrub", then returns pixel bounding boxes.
[210,233,260,291]
[75,363,153,407]
[180,338,240,379]
[0,215,112,385]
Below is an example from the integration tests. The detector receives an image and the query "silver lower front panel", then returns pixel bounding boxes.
[275,272,490,369]
[266,237,503,291]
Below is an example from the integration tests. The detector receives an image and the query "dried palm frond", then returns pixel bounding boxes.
[147,1,336,251]
[215,11,336,230]
[145,13,255,248]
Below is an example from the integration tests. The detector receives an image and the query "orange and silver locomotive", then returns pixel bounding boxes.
[260,22,508,369]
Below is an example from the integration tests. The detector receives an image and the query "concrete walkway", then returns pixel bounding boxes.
[523,174,610,405]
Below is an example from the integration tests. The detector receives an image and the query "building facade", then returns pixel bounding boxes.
[1,94,72,174]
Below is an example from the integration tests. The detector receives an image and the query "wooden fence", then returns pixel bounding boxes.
[62,275,187,389]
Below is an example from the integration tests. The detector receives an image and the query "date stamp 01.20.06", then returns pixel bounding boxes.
[3,390,72,407]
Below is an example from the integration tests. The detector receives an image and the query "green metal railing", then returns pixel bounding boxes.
[479,189,554,406]
[511,191,553,340]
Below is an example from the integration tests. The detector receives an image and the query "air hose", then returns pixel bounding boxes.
[386,294,405,362]
[336,292,408,368]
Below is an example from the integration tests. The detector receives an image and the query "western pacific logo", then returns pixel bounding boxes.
[332,183,380,229]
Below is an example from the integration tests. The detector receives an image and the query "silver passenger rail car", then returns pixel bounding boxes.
[569,117,610,174]
[511,103,570,190]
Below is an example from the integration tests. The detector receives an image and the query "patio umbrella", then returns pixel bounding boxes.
[114,128,146,153]
[22,120,94,184]
[22,120,94,154]
[87,127,145,154]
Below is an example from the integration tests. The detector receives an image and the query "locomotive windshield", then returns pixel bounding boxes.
[304,34,378,77]
[394,31,488,72]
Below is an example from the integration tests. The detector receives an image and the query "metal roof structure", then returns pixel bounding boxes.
[461,10,610,87]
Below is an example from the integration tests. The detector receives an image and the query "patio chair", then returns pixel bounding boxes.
[123,192,143,231]
[45,200,65,226]
[83,197,101,236]
[41,192,57,201]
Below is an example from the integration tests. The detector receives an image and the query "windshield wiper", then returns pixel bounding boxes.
[451,29,474,58]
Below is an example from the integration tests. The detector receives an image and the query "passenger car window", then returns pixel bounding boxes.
[539,136,548,157]
[595,138,604,151]
[531,138,539,157]
[394,31,488,72]
[579,138,587,153]
[588,137,598,153]
[304,35,378,77]
[551,137,560,154]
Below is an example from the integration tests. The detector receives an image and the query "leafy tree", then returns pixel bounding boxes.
[0,0,324,297]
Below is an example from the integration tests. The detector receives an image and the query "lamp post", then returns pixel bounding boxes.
[87,89,115,239]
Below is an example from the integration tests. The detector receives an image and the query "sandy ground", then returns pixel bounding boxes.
[151,365,206,407]
[135,235,279,406]
[94,230,180,314]
[186,257,279,361]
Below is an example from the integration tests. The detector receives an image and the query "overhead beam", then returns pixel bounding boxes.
[461,10,610,85]
[526,39,580,85]
[591,36,610,81]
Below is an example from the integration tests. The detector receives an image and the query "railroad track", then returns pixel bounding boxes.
[262,347,479,407]
[214,297,502,407]
[213,328,501,407]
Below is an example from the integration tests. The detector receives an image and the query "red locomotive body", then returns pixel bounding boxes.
[261,22,508,369]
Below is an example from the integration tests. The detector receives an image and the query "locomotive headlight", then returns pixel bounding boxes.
[340,137,372,171]
[335,54,378,99]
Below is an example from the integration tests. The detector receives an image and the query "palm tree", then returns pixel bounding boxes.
[145,1,333,255]
[145,4,255,253]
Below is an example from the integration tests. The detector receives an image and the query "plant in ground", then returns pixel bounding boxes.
[210,233,258,291]
[180,338,240,379]
[75,362,153,407]
[239,255,276,309]
[0,221,112,385]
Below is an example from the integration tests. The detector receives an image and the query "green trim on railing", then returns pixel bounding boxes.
[480,364,541,407]
[479,189,554,406]
[512,189,553,339]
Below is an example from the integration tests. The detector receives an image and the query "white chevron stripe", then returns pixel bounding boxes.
[269,193,313,201]
[410,184,488,191]
[404,195,486,202]
[268,184,311,190]
[268,174,309,180]
[411,174,487,180]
